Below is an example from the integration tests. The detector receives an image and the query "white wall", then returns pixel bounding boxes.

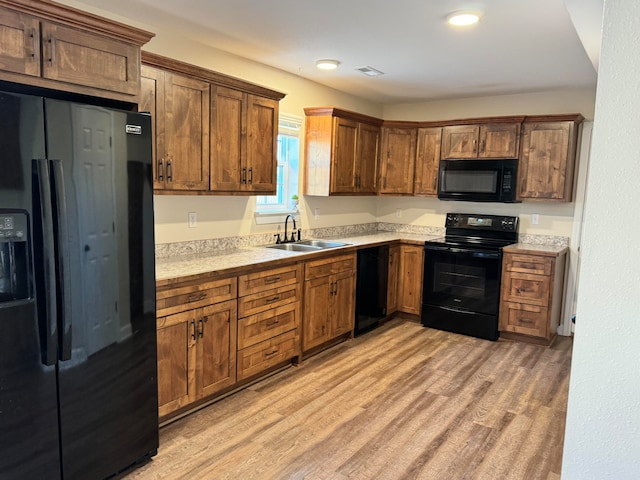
[562,1,640,477]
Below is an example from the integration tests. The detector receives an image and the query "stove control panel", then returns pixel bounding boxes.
[445,213,519,233]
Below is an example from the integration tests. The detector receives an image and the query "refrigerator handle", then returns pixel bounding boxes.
[51,159,73,361]
[33,159,58,366]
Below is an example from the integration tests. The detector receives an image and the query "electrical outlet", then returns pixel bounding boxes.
[395,209,402,218]
[188,212,197,228]
[314,208,320,220]
[531,214,539,225]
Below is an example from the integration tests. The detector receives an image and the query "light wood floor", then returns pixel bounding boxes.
[124,319,572,480]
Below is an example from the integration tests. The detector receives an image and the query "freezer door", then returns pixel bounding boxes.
[0,92,61,479]
[44,99,158,480]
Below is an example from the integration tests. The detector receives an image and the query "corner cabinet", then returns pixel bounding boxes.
[155,277,238,420]
[379,124,418,195]
[303,254,356,353]
[141,52,285,195]
[518,115,584,202]
[499,248,568,345]
[140,65,210,191]
[0,1,153,102]
[414,127,442,196]
[304,108,381,196]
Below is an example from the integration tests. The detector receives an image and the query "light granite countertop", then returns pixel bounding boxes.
[155,232,567,283]
[155,232,437,282]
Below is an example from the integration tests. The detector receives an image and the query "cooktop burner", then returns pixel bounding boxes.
[426,213,519,250]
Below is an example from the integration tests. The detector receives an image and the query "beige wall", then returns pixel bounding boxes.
[58,0,596,244]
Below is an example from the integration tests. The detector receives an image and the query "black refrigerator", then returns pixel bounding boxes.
[0,90,159,479]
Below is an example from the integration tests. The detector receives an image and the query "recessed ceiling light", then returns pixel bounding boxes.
[447,11,482,26]
[316,59,340,70]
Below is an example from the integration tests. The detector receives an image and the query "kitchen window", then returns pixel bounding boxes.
[255,114,300,213]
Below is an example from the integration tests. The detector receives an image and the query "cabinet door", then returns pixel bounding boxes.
[414,127,441,196]
[246,94,278,193]
[41,22,139,96]
[518,121,575,201]
[210,85,245,191]
[387,245,400,314]
[139,65,166,190]
[479,123,520,158]
[398,245,424,315]
[441,125,479,159]
[330,117,358,193]
[356,122,380,194]
[164,72,210,190]
[0,8,40,77]
[332,270,356,337]
[302,276,333,351]
[379,127,417,194]
[156,310,198,417]
[199,300,237,398]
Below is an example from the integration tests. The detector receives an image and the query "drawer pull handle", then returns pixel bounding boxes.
[188,292,207,302]
[264,276,282,284]
[519,318,534,324]
[265,349,279,357]
[266,296,280,304]
[266,319,280,328]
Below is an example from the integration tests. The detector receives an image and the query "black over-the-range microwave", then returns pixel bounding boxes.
[437,158,519,203]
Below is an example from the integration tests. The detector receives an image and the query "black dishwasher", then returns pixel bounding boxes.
[355,245,389,336]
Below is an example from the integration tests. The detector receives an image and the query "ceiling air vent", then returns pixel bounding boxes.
[356,66,384,77]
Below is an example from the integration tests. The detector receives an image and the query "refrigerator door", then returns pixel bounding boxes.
[0,92,62,479]
[44,100,158,480]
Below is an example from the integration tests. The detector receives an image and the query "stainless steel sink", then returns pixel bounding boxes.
[265,239,349,252]
[295,239,349,248]
[266,243,322,252]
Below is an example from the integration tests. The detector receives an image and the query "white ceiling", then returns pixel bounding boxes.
[72,0,603,104]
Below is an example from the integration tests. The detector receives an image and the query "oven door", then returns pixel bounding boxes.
[422,244,502,315]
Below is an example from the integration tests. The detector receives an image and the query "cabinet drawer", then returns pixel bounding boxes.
[238,302,299,350]
[504,254,553,276]
[238,264,301,296]
[502,272,551,306]
[157,277,237,317]
[305,254,356,280]
[237,330,299,381]
[501,302,548,338]
[238,283,299,318]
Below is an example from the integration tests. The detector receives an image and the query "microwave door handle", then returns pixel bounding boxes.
[33,159,58,366]
[51,159,72,362]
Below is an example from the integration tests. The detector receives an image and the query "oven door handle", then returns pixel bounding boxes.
[425,245,501,259]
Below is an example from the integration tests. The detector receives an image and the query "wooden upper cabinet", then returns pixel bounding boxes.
[0,2,153,102]
[210,87,279,193]
[142,52,285,195]
[414,127,442,196]
[304,108,380,196]
[0,8,40,77]
[379,126,417,195]
[245,94,279,193]
[140,65,210,191]
[441,122,521,159]
[518,115,583,202]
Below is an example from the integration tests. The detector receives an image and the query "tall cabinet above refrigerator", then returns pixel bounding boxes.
[0,90,158,480]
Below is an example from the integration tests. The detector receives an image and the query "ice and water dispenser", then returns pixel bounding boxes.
[0,211,30,303]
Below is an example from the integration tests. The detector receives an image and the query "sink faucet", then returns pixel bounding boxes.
[284,214,297,243]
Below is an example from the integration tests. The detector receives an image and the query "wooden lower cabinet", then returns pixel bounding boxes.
[156,297,237,419]
[397,245,424,315]
[237,264,302,380]
[386,245,400,314]
[303,254,356,352]
[499,249,567,345]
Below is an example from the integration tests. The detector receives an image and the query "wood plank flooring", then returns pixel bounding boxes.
[123,319,572,480]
